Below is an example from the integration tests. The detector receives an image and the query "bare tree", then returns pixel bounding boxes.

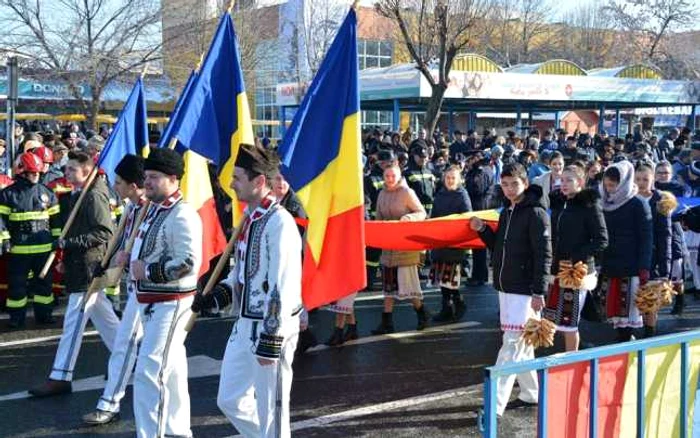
[555,1,615,69]
[0,0,164,129]
[604,0,697,63]
[518,0,551,62]
[302,0,347,76]
[376,0,491,136]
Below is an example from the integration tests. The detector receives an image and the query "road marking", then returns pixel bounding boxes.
[0,330,99,348]
[306,321,481,352]
[226,385,481,436]
[0,355,222,402]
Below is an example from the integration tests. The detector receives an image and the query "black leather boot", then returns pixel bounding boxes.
[432,289,453,322]
[371,312,394,335]
[452,291,466,320]
[326,327,345,346]
[415,304,430,331]
[670,294,684,316]
[343,323,358,342]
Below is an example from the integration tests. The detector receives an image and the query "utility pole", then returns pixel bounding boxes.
[5,55,19,177]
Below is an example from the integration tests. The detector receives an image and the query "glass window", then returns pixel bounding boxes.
[358,39,393,70]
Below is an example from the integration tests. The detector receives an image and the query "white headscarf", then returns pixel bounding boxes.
[599,160,638,211]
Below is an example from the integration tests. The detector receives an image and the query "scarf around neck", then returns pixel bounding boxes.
[599,161,638,212]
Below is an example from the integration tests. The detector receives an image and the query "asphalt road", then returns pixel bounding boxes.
[2,283,699,438]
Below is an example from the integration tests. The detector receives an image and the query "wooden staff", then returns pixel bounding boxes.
[87,201,150,294]
[185,214,248,332]
[39,165,99,278]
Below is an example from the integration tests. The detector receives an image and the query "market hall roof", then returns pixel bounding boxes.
[588,64,664,80]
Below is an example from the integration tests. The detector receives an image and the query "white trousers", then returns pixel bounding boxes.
[495,330,539,416]
[50,291,119,381]
[217,318,298,438]
[133,296,193,438]
[97,288,143,413]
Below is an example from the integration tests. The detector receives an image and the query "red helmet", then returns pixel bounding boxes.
[32,146,54,164]
[17,152,43,174]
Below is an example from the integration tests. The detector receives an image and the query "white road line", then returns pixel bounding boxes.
[306,321,481,352]
[228,385,481,437]
[0,330,98,348]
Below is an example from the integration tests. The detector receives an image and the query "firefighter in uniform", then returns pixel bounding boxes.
[47,173,74,299]
[363,150,397,290]
[0,152,60,328]
[32,146,64,185]
[404,142,436,216]
[0,174,13,310]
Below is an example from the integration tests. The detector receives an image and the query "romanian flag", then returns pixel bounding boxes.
[277,8,365,309]
[169,11,253,226]
[546,341,700,437]
[158,69,226,277]
[97,77,148,184]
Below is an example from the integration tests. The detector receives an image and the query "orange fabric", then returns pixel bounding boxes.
[196,197,226,277]
[364,218,497,251]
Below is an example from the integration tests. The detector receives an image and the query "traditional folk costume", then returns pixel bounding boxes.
[131,149,202,438]
[429,186,472,322]
[544,189,608,333]
[477,185,552,416]
[83,155,147,424]
[196,144,302,438]
[372,178,428,334]
[599,162,652,339]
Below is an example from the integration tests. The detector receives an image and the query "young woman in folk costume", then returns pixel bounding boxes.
[544,165,608,351]
[599,161,653,342]
[634,162,673,337]
[372,164,429,334]
[430,165,473,322]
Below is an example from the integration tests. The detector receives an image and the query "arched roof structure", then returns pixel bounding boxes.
[506,59,587,76]
[452,53,503,73]
[588,64,663,80]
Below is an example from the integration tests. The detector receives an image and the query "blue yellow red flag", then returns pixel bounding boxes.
[97,77,148,184]
[277,8,365,309]
[158,68,226,277]
[169,12,253,225]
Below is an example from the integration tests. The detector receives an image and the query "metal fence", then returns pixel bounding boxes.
[480,330,700,438]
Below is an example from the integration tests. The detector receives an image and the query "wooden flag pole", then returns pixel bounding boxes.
[185,214,247,332]
[86,200,150,295]
[227,0,236,14]
[39,165,100,278]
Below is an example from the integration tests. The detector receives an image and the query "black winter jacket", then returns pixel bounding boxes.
[60,178,114,292]
[478,185,552,296]
[404,161,436,212]
[647,191,673,278]
[550,189,608,275]
[601,196,652,278]
[430,187,472,263]
[464,166,493,210]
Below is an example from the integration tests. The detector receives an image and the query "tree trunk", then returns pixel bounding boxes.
[423,83,447,137]
[88,92,101,131]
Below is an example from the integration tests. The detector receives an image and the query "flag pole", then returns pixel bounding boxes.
[227,0,236,13]
[39,165,100,278]
[185,213,247,332]
[85,200,150,295]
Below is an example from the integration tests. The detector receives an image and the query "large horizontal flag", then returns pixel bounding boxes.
[545,342,700,437]
[364,210,499,251]
[97,77,148,184]
[159,68,226,277]
[277,7,365,309]
[169,10,253,226]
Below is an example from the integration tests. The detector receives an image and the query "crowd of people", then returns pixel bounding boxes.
[4,118,700,432]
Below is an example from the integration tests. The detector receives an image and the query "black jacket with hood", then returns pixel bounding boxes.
[478,185,552,296]
[550,188,608,275]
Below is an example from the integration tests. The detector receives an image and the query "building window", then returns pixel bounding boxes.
[358,39,393,70]
[362,110,392,129]
[255,85,279,138]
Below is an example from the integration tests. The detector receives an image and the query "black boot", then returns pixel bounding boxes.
[432,289,453,322]
[643,325,656,338]
[616,327,633,342]
[415,304,430,331]
[326,327,345,346]
[343,323,358,342]
[7,309,26,330]
[371,312,394,335]
[296,329,318,356]
[452,291,466,320]
[670,294,685,316]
